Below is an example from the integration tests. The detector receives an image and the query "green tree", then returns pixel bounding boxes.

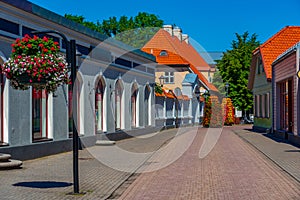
[65,12,163,48]
[212,70,226,97]
[216,32,260,118]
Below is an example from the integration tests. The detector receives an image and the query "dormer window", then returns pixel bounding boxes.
[159,50,168,57]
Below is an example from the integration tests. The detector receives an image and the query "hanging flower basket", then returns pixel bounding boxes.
[1,34,70,93]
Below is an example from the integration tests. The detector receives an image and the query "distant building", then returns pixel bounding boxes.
[142,25,218,127]
[199,51,223,82]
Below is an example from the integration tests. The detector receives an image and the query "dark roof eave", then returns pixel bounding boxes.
[2,0,156,62]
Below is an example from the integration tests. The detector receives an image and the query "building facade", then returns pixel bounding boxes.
[0,0,156,160]
[248,26,300,132]
[272,42,300,145]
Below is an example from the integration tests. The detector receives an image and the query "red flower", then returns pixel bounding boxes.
[43,36,48,42]
[43,48,48,52]
[39,44,44,48]
[27,44,32,48]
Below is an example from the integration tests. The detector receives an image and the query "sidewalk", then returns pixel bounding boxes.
[234,127,300,182]
[0,127,178,200]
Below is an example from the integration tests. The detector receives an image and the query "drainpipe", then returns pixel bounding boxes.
[296,46,300,135]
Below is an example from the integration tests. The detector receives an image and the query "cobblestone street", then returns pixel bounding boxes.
[119,126,300,200]
[0,126,299,199]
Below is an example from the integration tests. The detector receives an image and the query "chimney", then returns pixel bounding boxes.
[182,34,189,44]
[163,25,173,36]
[173,26,182,41]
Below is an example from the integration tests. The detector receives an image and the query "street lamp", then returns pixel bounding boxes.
[32,30,80,194]
[159,75,166,86]
[225,82,229,97]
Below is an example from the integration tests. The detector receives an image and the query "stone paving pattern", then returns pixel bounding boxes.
[0,125,299,200]
[120,126,300,200]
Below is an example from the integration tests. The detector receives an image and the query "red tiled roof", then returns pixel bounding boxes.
[155,88,177,99]
[248,26,300,89]
[142,29,218,92]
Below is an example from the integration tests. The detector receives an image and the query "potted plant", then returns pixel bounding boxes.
[1,34,69,93]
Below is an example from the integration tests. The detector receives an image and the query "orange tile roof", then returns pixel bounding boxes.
[155,88,177,99]
[142,29,218,92]
[248,26,300,89]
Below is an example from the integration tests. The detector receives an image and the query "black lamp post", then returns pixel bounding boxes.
[32,30,80,194]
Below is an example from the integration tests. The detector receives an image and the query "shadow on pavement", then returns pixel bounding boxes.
[243,128,300,149]
[13,181,72,188]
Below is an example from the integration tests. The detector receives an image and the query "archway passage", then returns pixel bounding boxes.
[115,80,123,130]
[131,83,138,127]
[95,78,105,133]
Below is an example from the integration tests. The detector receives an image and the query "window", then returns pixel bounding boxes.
[0,18,19,35]
[164,72,174,84]
[76,44,90,55]
[278,80,293,132]
[166,99,174,118]
[265,93,270,118]
[183,100,189,117]
[256,56,263,74]
[32,89,48,141]
[115,57,132,68]
[159,50,168,56]
[255,95,260,117]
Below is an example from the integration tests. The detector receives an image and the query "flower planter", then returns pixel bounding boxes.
[1,34,69,93]
[16,73,47,86]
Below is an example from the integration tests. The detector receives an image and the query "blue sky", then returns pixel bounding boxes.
[29,0,300,52]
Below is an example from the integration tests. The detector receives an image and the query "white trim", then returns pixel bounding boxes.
[0,52,8,143]
[77,72,85,135]
[47,93,53,139]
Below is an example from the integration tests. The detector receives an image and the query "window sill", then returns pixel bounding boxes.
[0,142,9,147]
[32,138,53,143]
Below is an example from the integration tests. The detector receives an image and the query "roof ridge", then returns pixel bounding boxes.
[260,26,300,49]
